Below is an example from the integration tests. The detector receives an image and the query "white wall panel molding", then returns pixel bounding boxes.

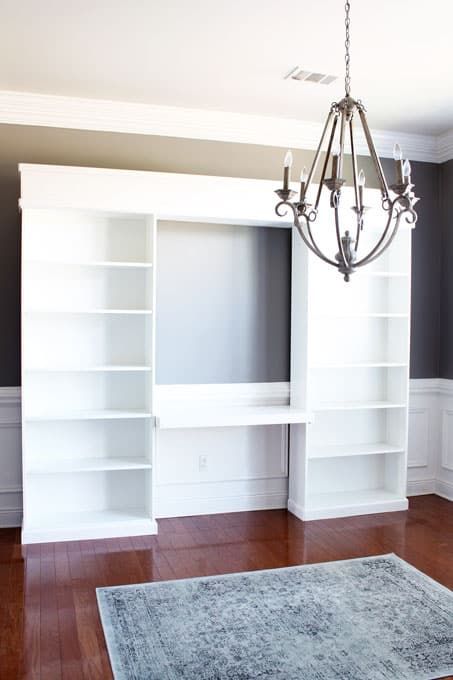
[407,408,430,469]
[0,387,22,527]
[0,89,442,163]
[408,378,453,500]
[441,410,453,471]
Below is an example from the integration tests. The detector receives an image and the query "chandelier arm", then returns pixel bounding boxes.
[356,203,417,267]
[304,108,336,198]
[276,201,338,267]
[354,201,398,267]
[357,107,390,200]
[334,201,348,268]
[297,214,339,267]
[348,117,362,252]
[314,113,340,212]
[338,108,347,179]
[356,218,401,267]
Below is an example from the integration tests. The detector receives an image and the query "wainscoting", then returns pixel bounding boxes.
[1,380,451,527]
[407,379,453,500]
[0,387,22,527]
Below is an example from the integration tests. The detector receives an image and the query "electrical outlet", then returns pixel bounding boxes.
[199,455,208,471]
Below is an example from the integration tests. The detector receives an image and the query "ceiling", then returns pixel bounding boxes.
[0,0,451,136]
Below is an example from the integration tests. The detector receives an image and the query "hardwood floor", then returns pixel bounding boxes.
[0,494,452,680]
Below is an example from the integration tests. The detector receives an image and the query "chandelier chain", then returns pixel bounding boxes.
[344,1,351,96]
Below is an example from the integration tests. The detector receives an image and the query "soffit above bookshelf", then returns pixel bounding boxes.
[19,163,387,227]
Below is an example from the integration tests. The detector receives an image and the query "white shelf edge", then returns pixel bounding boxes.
[25,259,153,268]
[310,362,408,369]
[156,405,313,429]
[24,308,153,315]
[311,313,409,319]
[24,365,152,373]
[307,443,405,460]
[26,457,152,474]
[314,401,407,412]
[365,271,410,278]
[24,410,153,421]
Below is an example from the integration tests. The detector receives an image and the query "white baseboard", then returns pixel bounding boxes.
[435,478,453,501]
[288,497,409,521]
[156,491,288,519]
[407,479,436,496]
[0,508,22,527]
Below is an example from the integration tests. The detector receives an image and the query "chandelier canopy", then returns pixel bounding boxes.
[275,1,419,281]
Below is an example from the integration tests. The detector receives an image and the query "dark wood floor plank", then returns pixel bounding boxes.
[0,495,451,679]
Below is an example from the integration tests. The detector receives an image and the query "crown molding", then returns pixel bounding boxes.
[436,129,453,164]
[0,89,445,163]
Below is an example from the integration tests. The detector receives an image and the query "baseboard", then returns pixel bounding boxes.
[156,491,288,519]
[407,479,436,496]
[288,497,409,521]
[435,478,453,501]
[22,518,159,544]
[0,508,22,527]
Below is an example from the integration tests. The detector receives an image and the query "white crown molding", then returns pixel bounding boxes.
[0,89,443,163]
[436,129,453,164]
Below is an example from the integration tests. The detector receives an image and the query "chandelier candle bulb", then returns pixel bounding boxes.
[403,159,412,185]
[358,169,366,208]
[299,167,308,201]
[393,144,404,184]
[283,150,293,191]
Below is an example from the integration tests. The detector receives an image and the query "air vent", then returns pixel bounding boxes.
[285,67,338,85]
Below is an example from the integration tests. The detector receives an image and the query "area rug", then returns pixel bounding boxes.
[97,553,453,680]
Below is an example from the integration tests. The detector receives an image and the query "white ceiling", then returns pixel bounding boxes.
[0,0,451,135]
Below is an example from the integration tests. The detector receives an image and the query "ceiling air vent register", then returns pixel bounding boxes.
[285,67,338,85]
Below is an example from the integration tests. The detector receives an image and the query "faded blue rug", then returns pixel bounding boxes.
[97,554,453,680]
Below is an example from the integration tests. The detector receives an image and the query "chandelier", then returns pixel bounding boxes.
[275,1,419,281]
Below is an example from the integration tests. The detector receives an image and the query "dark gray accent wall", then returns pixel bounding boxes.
[0,123,442,385]
[382,159,441,379]
[440,160,453,378]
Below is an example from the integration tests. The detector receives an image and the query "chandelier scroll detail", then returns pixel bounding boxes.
[275,1,419,281]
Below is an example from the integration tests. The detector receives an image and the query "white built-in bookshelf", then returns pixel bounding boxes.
[289,191,412,520]
[20,165,412,542]
[21,207,157,542]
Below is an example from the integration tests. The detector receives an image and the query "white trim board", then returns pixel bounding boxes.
[0,89,448,163]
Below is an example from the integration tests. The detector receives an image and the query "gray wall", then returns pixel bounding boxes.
[0,122,442,385]
[440,160,453,378]
[382,159,441,379]
[156,221,290,383]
